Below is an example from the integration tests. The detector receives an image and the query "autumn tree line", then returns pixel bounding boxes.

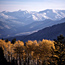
[0,34,65,65]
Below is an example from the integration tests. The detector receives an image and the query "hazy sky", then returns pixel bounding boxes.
[0,0,65,12]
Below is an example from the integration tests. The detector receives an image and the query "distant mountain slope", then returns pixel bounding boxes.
[1,9,65,24]
[20,18,65,32]
[0,18,65,38]
[7,22,65,42]
[0,9,65,38]
[7,18,65,37]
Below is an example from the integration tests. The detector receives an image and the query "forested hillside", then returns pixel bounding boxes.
[7,22,65,42]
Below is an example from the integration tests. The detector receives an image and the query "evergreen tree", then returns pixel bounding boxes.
[50,34,65,65]
[11,38,16,44]
[5,39,8,42]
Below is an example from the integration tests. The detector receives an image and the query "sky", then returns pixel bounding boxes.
[0,0,65,12]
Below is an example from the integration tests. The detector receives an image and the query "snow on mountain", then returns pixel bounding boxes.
[31,13,50,21]
[32,15,38,20]
[0,9,65,28]
[0,13,16,19]
[38,9,65,20]
[26,9,65,21]
[0,9,65,23]
[0,9,65,38]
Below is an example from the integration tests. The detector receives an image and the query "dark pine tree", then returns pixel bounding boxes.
[11,38,16,44]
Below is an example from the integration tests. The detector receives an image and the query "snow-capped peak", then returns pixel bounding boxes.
[0,9,65,22]
[32,15,38,20]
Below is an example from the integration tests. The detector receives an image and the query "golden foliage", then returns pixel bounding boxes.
[0,39,55,65]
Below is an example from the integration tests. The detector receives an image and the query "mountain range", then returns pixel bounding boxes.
[7,22,65,42]
[0,9,65,38]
